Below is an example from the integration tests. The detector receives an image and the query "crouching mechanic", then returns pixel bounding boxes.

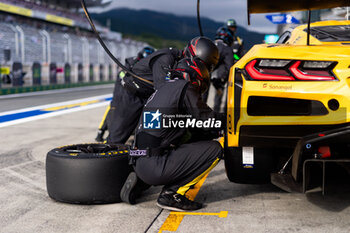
[121,57,224,211]
[106,37,219,144]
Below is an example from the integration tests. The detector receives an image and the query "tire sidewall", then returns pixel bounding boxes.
[46,144,132,204]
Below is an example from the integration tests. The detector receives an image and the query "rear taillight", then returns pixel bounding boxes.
[244,59,337,81]
[290,61,335,81]
[245,60,294,81]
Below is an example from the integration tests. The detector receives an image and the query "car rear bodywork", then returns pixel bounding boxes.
[227,32,350,148]
[224,19,350,190]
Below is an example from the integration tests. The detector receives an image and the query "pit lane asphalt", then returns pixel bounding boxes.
[1,85,350,233]
[0,84,114,112]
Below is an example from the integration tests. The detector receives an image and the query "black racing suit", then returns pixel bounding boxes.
[232,35,244,62]
[107,48,182,144]
[202,40,234,113]
[96,56,141,142]
[134,79,224,195]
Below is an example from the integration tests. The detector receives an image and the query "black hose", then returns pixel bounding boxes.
[307,10,311,46]
[80,0,153,85]
[197,0,204,36]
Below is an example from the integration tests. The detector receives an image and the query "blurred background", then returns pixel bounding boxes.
[0,0,348,94]
[0,0,146,93]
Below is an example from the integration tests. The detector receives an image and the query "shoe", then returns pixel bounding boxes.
[157,190,203,212]
[120,172,138,204]
[120,172,150,204]
[95,130,104,142]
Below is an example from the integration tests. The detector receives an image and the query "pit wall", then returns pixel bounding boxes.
[0,62,119,95]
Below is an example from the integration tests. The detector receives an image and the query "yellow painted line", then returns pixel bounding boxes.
[158,174,228,232]
[43,100,99,111]
[170,211,228,218]
[158,214,184,232]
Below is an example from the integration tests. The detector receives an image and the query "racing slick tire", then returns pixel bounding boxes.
[46,143,132,204]
[224,147,278,184]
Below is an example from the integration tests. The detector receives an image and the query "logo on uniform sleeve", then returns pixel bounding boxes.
[143,109,162,129]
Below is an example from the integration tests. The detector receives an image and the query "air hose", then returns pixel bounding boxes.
[80,0,153,85]
[197,0,204,36]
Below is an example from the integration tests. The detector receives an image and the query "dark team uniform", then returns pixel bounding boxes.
[212,40,234,112]
[96,55,142,142]
[232,35,244,61]
[133,79,224,195]
[106,48,182,144]
[202,40,234,112]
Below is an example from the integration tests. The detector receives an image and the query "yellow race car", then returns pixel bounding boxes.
[224,1,350,191]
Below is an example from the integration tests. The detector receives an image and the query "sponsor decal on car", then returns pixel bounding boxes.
[263,83,292,90]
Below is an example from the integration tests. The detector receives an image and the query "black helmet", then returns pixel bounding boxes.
[215,26,234,46]
[138,46,155,59]
[226,19,237,28]
[174,57,210,94]
[183,37,219,72]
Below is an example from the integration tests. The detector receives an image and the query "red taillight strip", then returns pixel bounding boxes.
[246,60,294,81]
[289,61,335,81]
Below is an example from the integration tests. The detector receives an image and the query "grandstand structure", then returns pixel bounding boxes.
[0,0,146,89]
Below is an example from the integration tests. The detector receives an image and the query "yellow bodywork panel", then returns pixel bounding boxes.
[226,22,350,147]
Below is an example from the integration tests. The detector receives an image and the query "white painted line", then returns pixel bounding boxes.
[0,102,109,128]
[0,84,114,99]
[0,94,112,116]
[0,94,112,128]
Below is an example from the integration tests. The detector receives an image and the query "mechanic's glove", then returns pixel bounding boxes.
[118,71,126,80]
